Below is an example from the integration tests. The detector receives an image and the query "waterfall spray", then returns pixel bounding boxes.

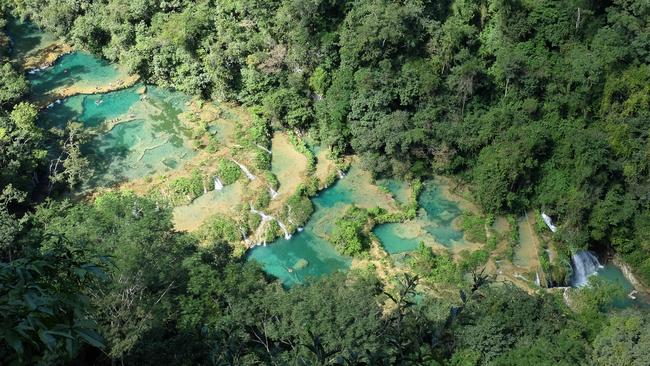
[571,250,602,287]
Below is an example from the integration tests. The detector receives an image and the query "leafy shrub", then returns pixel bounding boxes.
[198,216,240,245]
[216,159,241,185]
[254,189,271,209]
[169,170,204,204]
[253,149,271,170]
[288,131,316,173]
[459,249,489,273]
[264,171,279,190]
[330,206,370,256]
[461,212,487,243]
[410,243,460,285]
[285,192,314,227]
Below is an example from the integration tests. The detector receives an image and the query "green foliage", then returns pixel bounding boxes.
[506,215,519,262]
[169,170,204,204]
[48,122,94,191]
[410,243,460,285]
[288,131,316,173]
[285,191,314,227]
[452,286,585,366]
[330,205,370,256]
[196,216,240,246]
[253,149,271,170]
[264,171,279,190]
[216,159,241,185]
[459,249,489,273]
[461,212,487,243]
[4,2,650,365]
[0,102,46,194]
[309,66,329,96]
[254,188,271,210]
[589,310,650,366]
[0,62,28,105]
[573,276,627,330]
[485,236,498,252]
[0,246,106,365]
[29,192,196,359]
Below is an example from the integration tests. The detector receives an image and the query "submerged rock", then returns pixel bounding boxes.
[293,258,309,270]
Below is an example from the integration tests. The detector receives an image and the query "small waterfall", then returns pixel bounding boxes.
[239,226,252,246]
[249,203,273,222]
[256,144,272,154]
[249,203,291,240]
[571,250,603,287]
[541,212,558,232]
[337,169,346,179]
[276,220,292,240]
[535,272,541,287]
[231,159,256,180]
[214,177,224,191]
[269,186,279,199]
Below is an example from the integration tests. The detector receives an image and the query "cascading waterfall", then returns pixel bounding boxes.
[214,177,224,191]
[276,220,292,240]
[269,186,279,199]
[256,144,272,154]
[571,250,603,287]
[249,203,292,241]
[337,169,346,179]
[231,159,256,180]
[541,212,558,232]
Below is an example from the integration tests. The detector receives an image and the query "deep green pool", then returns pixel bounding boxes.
[596,264,646,309]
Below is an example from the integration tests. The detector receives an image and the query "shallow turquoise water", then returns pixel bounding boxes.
[40,86,141,129]
[248,178,354,286]
[597,265,638,308]
[249,176,467,284]
[373,182,465,254]
[378,179,410,205]
[373,223,422,254]
[28,52,125,96]
[248,165,397,286]
[39,84,196,187]
[5,18,57,61]
[418,183,464,246]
